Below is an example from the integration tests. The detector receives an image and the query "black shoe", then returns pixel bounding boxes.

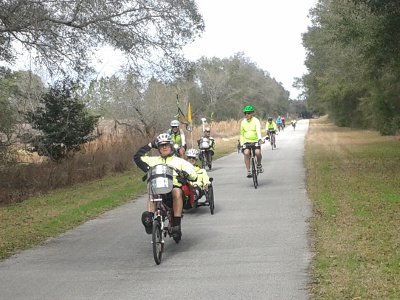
[171,225,182,240]
[141,211,154,235]
[246,171,252,178]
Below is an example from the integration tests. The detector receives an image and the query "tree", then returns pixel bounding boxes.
[26,79,99,161]
[0,0,204,77]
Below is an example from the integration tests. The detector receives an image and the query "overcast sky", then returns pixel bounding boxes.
[183,0,317,99]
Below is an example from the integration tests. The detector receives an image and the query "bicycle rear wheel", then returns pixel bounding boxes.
[152,219,163,265]
[251,156,258,189]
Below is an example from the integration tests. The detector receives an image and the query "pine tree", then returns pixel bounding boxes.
[26,79,99,161]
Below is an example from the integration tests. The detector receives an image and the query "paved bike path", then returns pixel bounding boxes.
[0,120,311,299]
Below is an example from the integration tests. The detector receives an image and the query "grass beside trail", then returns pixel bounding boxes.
[0,137,238,260]
[306,118,400,299]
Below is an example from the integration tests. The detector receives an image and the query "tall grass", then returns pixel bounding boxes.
[0,120,241,204]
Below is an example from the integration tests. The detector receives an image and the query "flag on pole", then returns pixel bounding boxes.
[187,102,192,124]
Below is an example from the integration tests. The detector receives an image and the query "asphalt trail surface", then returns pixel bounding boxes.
[0,120,311,300]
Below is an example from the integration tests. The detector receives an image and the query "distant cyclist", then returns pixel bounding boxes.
[240,105,264,178]
[291,119,297,130]
[266,117,277,148]
[167,120,186,157]
[276,115,283,131]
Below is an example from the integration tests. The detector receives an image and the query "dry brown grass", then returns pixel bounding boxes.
[0,120,241,205]
[306,116,400,299]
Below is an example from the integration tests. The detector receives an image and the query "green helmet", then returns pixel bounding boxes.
[243,105,255,113]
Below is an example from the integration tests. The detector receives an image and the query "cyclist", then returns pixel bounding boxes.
[281,116,286,128]
[266,117,277,148]
[276,115,283,131]
[133,133,197,240]
[185,148,211,202]
[167,120,186,157]
[240,105,264,178]
[197,127,215,167]
[291,119,297,130]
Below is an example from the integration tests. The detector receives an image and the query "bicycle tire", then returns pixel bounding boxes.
[152,219,163,265]
[271,135,275,150]
[200,153,207,169]
[207,185,215,215]
[251,156,258,189]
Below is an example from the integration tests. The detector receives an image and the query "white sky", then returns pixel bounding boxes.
[5,0,317,99]
[183,0,317,99]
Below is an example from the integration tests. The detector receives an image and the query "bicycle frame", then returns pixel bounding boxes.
[245,142,260,189]
[268,131,276,150]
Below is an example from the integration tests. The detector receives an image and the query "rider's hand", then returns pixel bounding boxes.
[148,140,157,149]
[258,139,264,144]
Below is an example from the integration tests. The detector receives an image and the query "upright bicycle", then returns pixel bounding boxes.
[245,142,262,189]
[267,130,276,150]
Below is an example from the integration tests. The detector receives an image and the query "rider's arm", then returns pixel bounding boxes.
[239,122,245,145]
[133,144,152,172]
[201,169,211,186]
[181,159,198,182]
[255,118,262,140]
[210,137,215,150]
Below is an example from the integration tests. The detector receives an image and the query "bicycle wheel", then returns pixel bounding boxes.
[251,156,258,189]
[200,153,207,169]
[152,219,163,265]
[206,185,215,215]
[271,135,275,150]
[207,152,212,170]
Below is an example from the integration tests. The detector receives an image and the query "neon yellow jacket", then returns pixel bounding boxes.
[193,165,210,189]
[136,150,197,187]
[266,121,277,131]
[240,117,262,145]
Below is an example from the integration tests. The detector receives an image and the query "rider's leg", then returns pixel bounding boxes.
[141,197,155,234]
[255,148,262,164]
[171,187,183,237]
[243,149,250,171]
[255,148,264,172]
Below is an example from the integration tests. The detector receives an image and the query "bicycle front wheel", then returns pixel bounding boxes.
[152,219,163,265]
[251,157,258,189]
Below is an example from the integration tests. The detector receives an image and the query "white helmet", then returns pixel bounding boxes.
[155,133,172,147]
[186,148,199,159]
[170,120,180,127]
[204,127,210,133]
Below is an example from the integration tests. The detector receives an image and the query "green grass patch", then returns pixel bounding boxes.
[0,138,238,260]
[0,168,146,260]
[306,118,400,299]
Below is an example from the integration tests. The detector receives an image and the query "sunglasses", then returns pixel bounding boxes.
[171,126,178,128]
[244,112,252,115]
[187,157,196,160]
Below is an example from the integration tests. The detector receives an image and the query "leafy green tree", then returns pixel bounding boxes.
[26,79,99,161]
[302,0,400,134]
[1,0,204,77]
